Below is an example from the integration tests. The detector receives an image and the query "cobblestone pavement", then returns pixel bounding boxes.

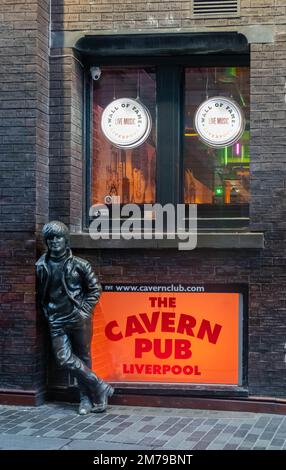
[0,403,285,450]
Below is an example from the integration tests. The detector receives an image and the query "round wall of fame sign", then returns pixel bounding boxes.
[101,98,152,149]
[194,96,245,148]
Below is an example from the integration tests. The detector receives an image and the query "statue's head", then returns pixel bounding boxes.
[42,221,70,257]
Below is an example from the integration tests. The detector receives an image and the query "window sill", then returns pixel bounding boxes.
[70,232,264,249]
[111,383,248,398]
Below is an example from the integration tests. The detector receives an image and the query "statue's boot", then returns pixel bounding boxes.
[92,382,114,413]
[71,360,114,413]
[78,394,93,415]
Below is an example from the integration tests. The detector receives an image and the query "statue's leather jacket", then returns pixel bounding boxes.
[36,248,101,319]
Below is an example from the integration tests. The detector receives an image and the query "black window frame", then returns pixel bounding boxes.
[80,34,250,231]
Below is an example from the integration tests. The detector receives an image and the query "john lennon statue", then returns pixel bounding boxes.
[36,220,114,415]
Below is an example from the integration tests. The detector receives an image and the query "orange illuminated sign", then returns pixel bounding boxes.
[91,287,243,385]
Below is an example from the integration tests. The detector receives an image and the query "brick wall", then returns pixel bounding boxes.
[248,33,286,395]
[46,1,286,398]
[49,53,74,226]
[50,0,284,32]
[47,0,286,398]
[2,0,286,401]
[0,0,49,401]
[49,53,84,230]
[72,239,286,397]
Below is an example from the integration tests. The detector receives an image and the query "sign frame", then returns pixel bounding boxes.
[92,283,247,388]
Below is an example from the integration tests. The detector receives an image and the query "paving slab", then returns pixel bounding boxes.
[0,403,285,451]
[0,433,68,450]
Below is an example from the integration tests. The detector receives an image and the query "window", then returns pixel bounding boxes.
[184,67,250,206]
[92,67,156,205]
[88,57,249,230]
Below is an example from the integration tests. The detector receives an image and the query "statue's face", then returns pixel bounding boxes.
[46,235,67,258]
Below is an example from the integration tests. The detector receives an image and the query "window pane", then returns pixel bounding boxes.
[92,67,156,205]
[184,67,250,205]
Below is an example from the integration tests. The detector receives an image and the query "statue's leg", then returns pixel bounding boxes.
[51,329,114,413]
[70,318,94,415]
[70,317,114,413]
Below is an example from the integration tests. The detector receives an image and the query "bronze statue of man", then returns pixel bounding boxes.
[36,220,114,415]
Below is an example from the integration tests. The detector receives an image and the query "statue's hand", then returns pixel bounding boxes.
[73,306,91,321]
[79,310,92,321]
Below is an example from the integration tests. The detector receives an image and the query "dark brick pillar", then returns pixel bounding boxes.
[0,1,50,404]
[248,34,286,396]
[49,52,84,230]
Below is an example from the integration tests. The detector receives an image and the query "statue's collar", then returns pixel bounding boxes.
[36,248,73,268]
[49,252,69,262]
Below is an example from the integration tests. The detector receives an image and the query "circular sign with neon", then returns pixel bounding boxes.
[194,96,245,148]
[101,98,152,149]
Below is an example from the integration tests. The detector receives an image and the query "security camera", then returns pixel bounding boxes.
[90,66,101,81]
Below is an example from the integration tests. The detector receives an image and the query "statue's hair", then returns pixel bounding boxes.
[42,221,70,246]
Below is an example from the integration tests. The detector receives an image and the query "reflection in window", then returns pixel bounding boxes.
[184,67,250,205]
[92,67,156,205]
